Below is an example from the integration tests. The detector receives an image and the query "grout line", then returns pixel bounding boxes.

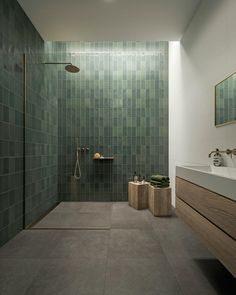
[102,203,114,295]
[148,210,187,295]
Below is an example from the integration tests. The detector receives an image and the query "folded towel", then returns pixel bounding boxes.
[150,180,169,188]
[151,174,169,182]
[150,179,169,184]
[151,184,169,188]
[150,180,169,185]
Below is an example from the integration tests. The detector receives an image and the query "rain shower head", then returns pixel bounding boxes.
[43,62,80,73]
[65,64,80,73]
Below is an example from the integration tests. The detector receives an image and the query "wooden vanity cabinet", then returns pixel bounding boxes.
[176,177,236,278]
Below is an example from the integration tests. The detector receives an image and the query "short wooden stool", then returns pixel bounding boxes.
[128,181,149,210]
[148,185,172,216]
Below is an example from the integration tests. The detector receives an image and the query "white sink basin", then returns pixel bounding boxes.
[182,165,236,180]
[176,165,236,201]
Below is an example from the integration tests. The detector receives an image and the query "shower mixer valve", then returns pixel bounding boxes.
[77,146,89,152]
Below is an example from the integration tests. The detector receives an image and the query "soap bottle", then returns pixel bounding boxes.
[133,172,138,183]
[213,150,222,166]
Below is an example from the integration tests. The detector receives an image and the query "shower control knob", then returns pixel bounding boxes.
[81,147,85,152]
[86,147,89,152]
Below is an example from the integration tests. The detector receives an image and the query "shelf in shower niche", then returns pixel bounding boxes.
[93,157,114,160]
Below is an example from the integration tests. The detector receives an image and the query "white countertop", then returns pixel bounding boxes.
[176,165,236,202]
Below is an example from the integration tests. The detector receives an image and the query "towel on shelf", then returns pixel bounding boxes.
[151,174,169,182]
[150,180,169,188]
[150,184,169,188]
[150,180,169,185]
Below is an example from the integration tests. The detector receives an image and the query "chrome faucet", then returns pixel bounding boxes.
[230,149,236,157]
[209,148,236,158]
[208,148,219,158]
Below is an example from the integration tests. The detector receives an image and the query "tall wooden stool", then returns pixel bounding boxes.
[148,184,172,216]
[128,181,149,210]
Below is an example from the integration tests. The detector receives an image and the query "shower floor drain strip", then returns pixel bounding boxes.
[29,227,111,230]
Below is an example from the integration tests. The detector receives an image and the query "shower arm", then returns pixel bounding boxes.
[43,62,72,65]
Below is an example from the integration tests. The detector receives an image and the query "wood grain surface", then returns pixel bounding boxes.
[176,197,236,277]
[176,177,236,240]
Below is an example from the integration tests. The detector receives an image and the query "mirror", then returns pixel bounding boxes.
[215,71,236,126]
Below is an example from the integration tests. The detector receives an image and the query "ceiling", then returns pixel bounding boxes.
[17,0,201,41]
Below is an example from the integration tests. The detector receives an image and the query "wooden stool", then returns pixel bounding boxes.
[148,185,171,216]
[128,181,149,210]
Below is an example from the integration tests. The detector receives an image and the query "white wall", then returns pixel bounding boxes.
[169,0,236,205]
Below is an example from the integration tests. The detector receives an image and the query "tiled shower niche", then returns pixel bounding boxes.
[46,41,169,201]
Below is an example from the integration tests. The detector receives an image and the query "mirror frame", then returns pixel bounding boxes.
[215,71,236,127]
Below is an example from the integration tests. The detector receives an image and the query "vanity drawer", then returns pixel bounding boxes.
[176,177,236,240]
[176,197,236,277]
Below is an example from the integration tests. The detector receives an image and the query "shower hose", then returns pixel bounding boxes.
[74,147,81,180]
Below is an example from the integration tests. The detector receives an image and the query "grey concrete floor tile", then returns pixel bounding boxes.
[148,212,236,294]
[111,203,152,229]
[149,211,212,259]
[0,230,58,259]
[148,211,202,243]
[78,202,113,213]
[53,202,83,212]
[111,202,131,209]
[147,211,187,233]
[194,258,236,295]
[113,202,149,214]
[37,202,112,228]
[1,202,235,295]
[111,216,151,229]
[32,212,79,228]
[72,212,111,228]
[109,229,163,259]
[112,202,149,215]
[104,258,183,295]
[53,202,113,213]
[33,211,111,229]
[157,229,212,260]
[49,230,109,259]
[0,259,44,295]
[25,258,107,295]
[164,256,236,295]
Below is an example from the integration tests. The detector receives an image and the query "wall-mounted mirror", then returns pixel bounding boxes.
[215,71,236,127]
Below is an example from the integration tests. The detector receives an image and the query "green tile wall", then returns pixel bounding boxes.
[215,73,236,125]
[0,1,169,245]
[0,0,58,246]
[46,41,169,201]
